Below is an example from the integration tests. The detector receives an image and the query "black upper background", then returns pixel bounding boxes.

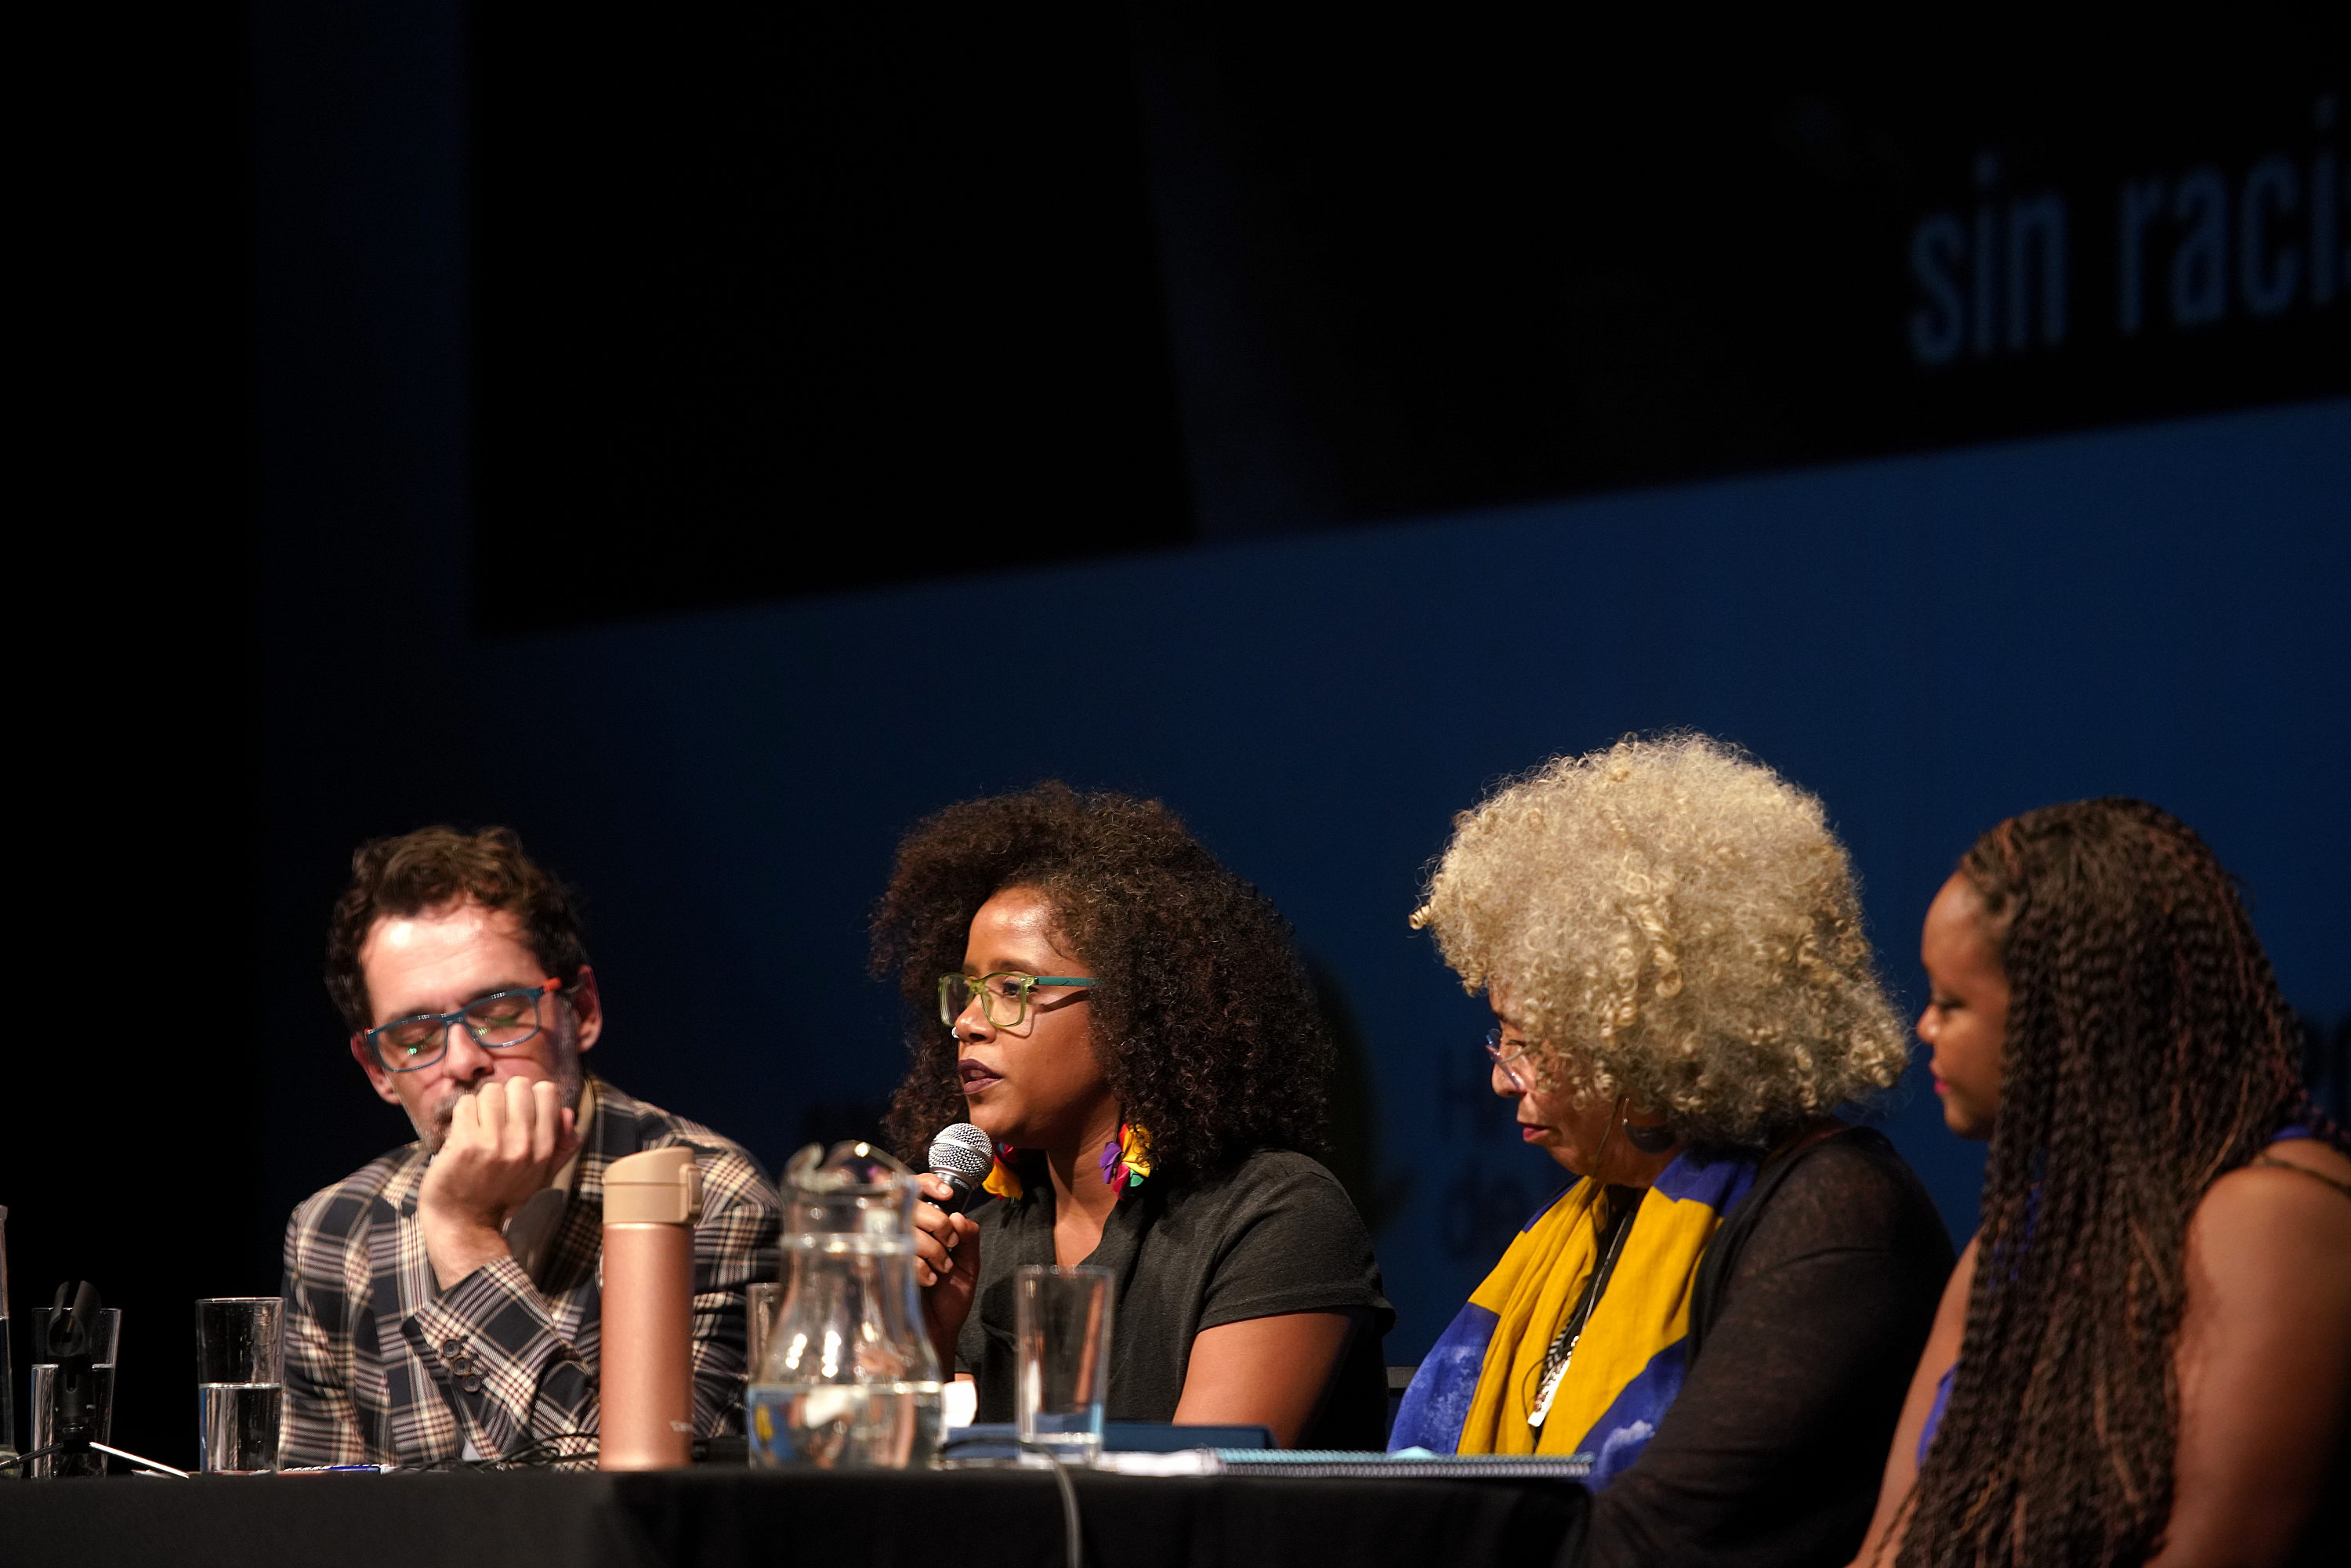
[9,7,255,1472]
[469,5,1194,625]
[474,12,2346,631]
[1140,23,2346,513]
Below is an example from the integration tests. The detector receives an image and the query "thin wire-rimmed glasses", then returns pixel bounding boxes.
[1486,1026,1535,1092]
[361,978,566,1074]
[939,972,1095,1030]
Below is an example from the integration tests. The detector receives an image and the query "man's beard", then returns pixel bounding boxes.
[412,1037,588,1155]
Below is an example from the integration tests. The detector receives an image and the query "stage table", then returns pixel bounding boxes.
[0,1465,1588,1567]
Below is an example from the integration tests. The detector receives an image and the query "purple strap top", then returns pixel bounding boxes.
[1916,1125,2321,1463]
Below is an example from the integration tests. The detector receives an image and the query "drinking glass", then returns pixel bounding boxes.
[1015,1265,1113,1465]
[28,1307,120,1478]
[195,1298,283,1473]
[746,1280,785,1385]
[0,1204,13,1472]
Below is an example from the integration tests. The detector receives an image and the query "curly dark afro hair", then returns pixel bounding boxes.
[874,782,1331,1186]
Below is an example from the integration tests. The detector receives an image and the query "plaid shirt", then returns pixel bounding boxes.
[280,1077,781,1467]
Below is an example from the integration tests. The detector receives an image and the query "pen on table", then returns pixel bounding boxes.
[280,1463,394,1474]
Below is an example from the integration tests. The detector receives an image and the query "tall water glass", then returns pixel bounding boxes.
[745,1281,785,1390]
[28,1308,120,1478]
[0,1204,14,1471]
[195,1298,283,1473]
[1015,1265,1113,1465]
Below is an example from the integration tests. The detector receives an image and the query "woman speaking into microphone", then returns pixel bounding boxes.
[878,783,1392,1448]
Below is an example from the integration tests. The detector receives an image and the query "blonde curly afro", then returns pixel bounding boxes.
[1415,733,1907,1150]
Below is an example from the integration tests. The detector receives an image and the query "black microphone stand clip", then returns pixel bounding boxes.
[0,1281,190,1479]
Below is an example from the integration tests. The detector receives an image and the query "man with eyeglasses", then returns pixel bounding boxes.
[279,826,781,1468]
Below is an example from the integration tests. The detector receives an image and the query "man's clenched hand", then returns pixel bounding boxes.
[418,1077,580,1291]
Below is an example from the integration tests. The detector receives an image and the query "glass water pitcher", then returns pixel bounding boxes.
[747,1141,943,1468]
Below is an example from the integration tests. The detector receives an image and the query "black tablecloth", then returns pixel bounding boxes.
[0,1465,1588,1568]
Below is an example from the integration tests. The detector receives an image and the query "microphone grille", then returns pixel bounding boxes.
[926,1122,995,1182]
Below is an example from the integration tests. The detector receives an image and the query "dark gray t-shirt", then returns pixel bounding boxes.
[956,1149,1395,1449]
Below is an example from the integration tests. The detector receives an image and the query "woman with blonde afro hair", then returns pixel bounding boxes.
[1391,734,1954,1568]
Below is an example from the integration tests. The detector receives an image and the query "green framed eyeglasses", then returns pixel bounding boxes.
[938,972,1095,1030]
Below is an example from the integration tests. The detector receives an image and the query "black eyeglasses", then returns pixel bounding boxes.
[361,979,566,1074]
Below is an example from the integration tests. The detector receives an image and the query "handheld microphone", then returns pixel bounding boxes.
[926,1124,994,1215]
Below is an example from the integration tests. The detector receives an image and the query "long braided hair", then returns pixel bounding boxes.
[1896,798,2312,1565]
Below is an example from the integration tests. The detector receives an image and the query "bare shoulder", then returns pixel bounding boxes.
[1928,1233,1978,1348]
[2186,1143,2351,1309]
[2244,1135,2351,1192]
[2155,1144,2351,1567]
[2195,1141,2351,1241]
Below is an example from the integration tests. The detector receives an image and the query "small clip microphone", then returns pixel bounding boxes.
[926,1123,994,1215]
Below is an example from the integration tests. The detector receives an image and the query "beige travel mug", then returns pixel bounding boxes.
[600,1146,702,1469]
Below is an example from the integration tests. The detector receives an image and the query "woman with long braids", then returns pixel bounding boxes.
[1395,735,1954,1567]
[880,783,1393,1447]
[1853,799,2351,1566]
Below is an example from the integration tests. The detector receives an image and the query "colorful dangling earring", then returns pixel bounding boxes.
[982,1143,1027,1204]
[1099,1121,1154,1190]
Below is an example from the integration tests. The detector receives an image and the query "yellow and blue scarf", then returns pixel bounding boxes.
[1390,1148,1755,1483]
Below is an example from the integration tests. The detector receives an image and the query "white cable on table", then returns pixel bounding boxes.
[89,1442,190,1478]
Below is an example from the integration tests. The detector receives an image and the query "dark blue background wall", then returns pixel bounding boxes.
[9,5,2344,1479]
[245,2,2350,1367]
